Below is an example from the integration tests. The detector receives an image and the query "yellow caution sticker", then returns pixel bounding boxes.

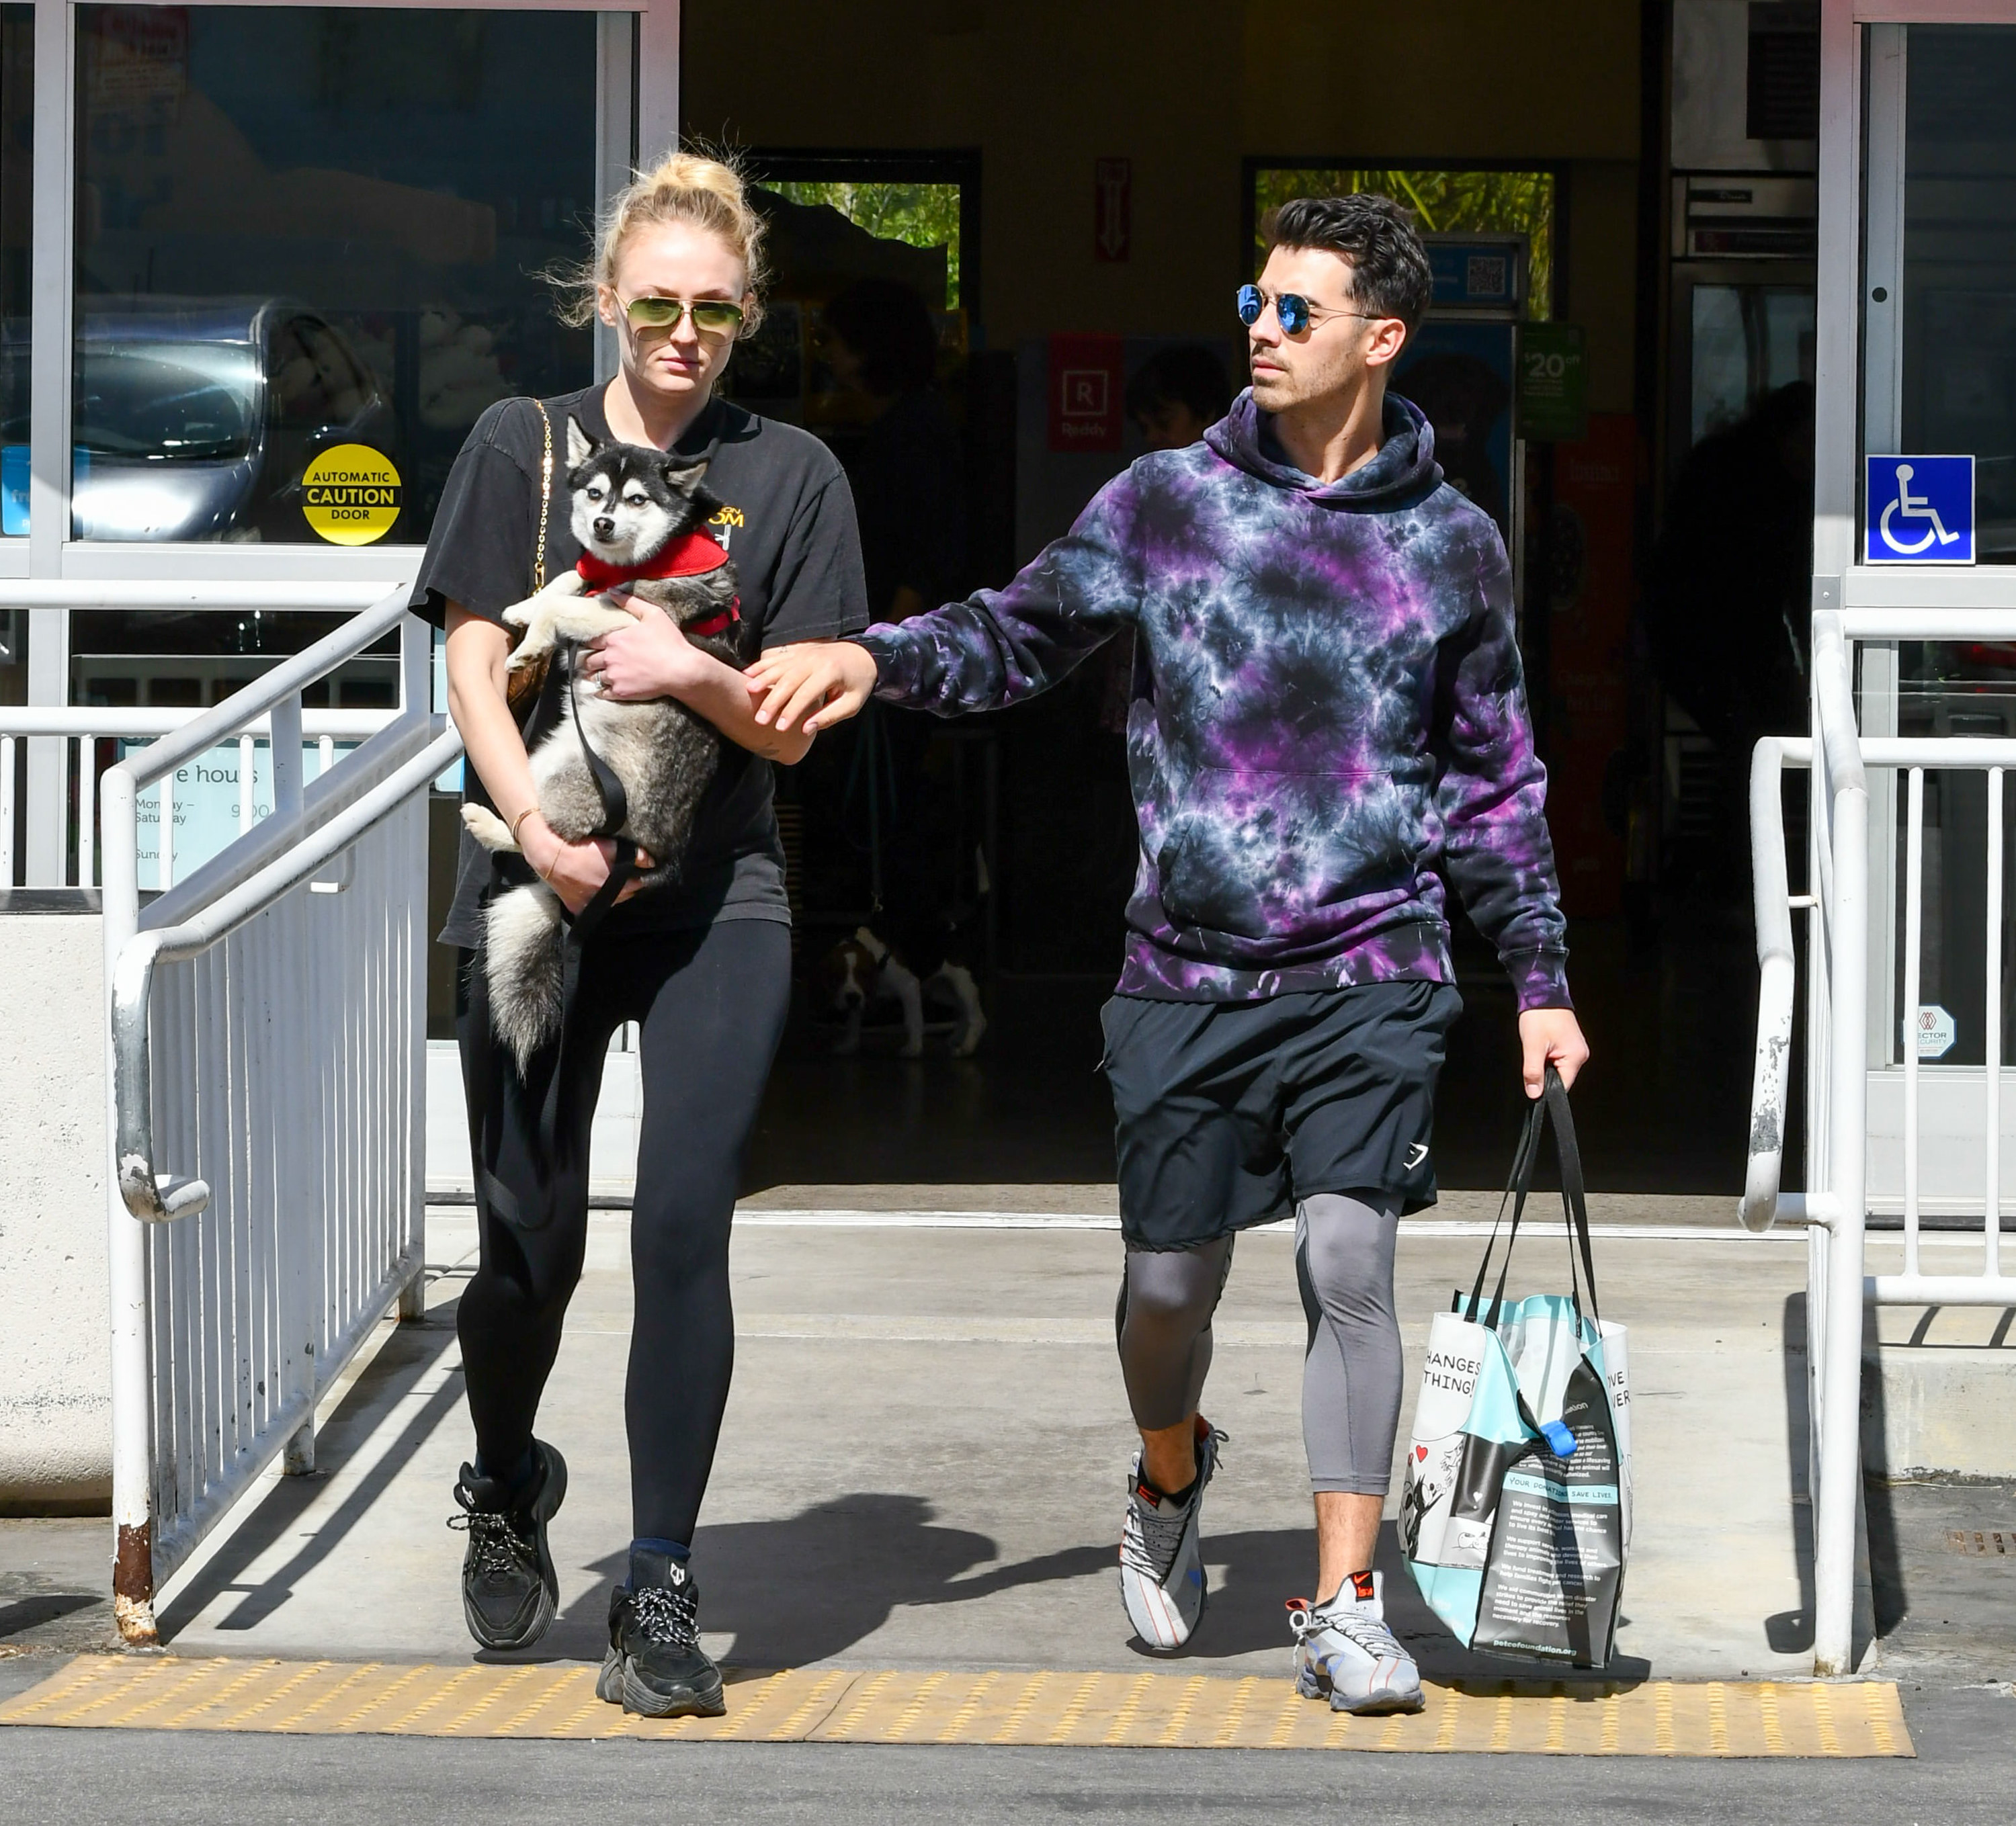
[302,444,401,545]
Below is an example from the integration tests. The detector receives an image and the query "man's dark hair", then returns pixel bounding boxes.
[821,278,940,397]
[1265,193,1435,338]
[1125,345,1233,429]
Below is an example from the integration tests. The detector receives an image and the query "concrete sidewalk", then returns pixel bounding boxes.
[136,1194,1830,1683]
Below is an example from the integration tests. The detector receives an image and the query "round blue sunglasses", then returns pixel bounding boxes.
[1236,283,1379,335]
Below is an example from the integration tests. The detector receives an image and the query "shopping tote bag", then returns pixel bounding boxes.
[1399,1068,1631,1666]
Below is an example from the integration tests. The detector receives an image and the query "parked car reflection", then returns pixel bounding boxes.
[3,300,400,541]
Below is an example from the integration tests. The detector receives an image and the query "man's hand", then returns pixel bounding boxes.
[581,593,706,701]
[747,641,878,734]
[1518,1007,1590,1099]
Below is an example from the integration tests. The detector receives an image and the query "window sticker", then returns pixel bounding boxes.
[302,444,401,544]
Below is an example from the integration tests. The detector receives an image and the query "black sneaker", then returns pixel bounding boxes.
[448,1440,567,1651]
[595,1547,726,1718]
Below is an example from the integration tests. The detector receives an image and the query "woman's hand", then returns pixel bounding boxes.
[581,593,708,701]
[519,814,654,914]
[747,640,879,734]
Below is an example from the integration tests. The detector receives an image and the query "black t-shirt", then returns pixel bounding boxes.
[412,385,869,946]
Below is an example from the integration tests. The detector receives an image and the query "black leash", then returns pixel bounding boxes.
[528,639,638,1176]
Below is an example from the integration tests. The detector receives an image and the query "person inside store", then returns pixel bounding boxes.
[798,279,970,961]
[743,193,1590,1716]
[821,276,966,625]
[1099,346,1235,731]
[1125,344,1232,455]
[413,150,868,1720]
[1646,380,1815,894]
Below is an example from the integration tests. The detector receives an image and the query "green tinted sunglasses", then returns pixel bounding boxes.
[622,295,745,336]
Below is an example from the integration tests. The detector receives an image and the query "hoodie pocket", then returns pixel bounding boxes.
[1155,766,1402,940]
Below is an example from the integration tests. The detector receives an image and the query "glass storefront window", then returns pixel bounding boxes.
[69,5,599,547]
[1878,26,2016,564]
[727,156,973,435]
[1689,283,1814,445]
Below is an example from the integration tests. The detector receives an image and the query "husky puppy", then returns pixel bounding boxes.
[462,417,745,1071]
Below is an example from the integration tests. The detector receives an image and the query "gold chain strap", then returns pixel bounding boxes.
[533,400,553,591]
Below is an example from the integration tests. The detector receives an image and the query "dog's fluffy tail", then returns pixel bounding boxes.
[484,883,566,1074]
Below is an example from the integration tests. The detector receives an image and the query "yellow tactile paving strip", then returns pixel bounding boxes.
[0,1657,1913,1756]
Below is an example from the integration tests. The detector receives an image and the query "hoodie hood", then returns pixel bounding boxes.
[1204,388,1441,507]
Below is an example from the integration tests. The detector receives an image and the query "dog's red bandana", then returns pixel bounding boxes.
[577,531,741,638]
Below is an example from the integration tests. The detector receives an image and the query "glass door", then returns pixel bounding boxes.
[1828,4,2016,1207]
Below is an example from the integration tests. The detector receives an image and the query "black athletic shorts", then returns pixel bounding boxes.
[1100,980,1464,1250]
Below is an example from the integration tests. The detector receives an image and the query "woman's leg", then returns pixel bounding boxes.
[455,945,621,1477]
[626,918,792,1544]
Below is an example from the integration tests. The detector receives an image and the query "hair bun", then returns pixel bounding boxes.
[549,144,768,332]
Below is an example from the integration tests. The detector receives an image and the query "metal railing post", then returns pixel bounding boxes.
[396,613,431,1324]
[1812,615,1868,1679]
[99,756,157,1644]
[1814,767,1868,1676]
[266,688,315,1474]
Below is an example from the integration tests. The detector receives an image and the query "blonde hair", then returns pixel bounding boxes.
[554,147,769,333]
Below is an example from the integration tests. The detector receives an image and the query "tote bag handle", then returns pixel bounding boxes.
[1462,1066,1600,1334]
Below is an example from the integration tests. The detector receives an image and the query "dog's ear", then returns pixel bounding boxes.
[564,415,598,470]
[661,452,725,525]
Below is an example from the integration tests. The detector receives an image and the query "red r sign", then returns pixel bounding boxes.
[1049,333,1124,453]
[1095,157,1130,263]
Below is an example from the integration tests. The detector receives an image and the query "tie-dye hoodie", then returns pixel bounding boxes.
[855,390,1570,1009]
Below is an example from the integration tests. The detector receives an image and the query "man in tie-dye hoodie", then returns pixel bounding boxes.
[751,194,1589,1712]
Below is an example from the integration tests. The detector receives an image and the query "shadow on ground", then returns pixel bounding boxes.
[155,1303,466,1642]
[546,1502,1651,1682]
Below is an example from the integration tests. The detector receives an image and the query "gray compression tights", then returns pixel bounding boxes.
[1115,1192,1402,1495]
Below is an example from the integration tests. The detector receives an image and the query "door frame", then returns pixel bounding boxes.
[1816,2,2016,1142]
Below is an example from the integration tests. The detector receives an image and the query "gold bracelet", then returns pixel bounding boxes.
[509,807,538,844]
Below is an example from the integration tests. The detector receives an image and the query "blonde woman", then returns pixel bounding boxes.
[413,153,867,1717]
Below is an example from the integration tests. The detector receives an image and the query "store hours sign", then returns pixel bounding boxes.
[120,738,356,889]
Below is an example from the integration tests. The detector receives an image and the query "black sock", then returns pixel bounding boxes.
[1158,1474,1200,1509]
[629,1537,691,1588]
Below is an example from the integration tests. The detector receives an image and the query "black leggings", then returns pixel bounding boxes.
[456,916,791,1544]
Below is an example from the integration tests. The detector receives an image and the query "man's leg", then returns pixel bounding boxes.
[1288,1188,1421,1714]
[1296,1190,1404,1600]
[1101,993,1275,1651]
[1113,1233,1235,1650]
[1116,1237,1234,1493]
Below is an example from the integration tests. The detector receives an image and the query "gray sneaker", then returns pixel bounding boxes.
[1118,1418,1225,1651]
[1288,1573,1425,1715]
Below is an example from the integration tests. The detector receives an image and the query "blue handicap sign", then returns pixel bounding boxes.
[1865,454,1975,564]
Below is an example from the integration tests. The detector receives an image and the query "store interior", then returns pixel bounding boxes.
[11,3,1904,1194]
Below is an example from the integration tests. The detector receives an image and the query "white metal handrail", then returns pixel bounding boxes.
[1747,613,1868,1679]
[0,578,399,887]
[0,709,396,891]
[111,726,458,1225]
[99,587,464,1643]
[1749,609,2016,1678]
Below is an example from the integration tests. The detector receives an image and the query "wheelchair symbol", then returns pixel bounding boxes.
[1878,463,1964,556]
